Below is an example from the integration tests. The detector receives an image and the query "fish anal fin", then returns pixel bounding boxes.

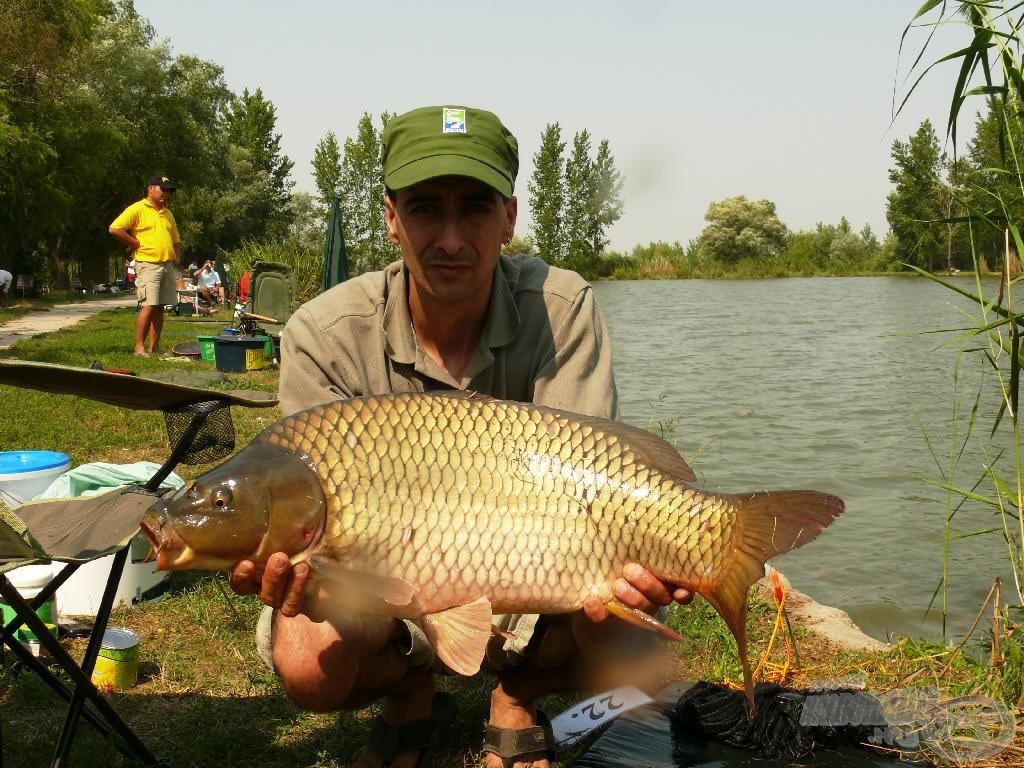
[307,556,416,606]
[604,599,682,641]
[423,596,492,676]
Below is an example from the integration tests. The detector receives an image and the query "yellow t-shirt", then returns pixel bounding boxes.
[109,199,180,263]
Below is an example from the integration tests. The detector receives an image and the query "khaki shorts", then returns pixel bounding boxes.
[134,261,178,306]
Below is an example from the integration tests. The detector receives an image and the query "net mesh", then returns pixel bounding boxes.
[162,399,235,465]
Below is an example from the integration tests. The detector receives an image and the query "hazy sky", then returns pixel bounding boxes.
[133,1,967,251]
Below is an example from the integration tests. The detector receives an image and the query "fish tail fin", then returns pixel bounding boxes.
[701,490,844,712]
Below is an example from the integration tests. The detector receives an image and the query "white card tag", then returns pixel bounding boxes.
[550,685,655,746]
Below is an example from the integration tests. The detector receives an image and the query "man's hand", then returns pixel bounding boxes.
[229,552,310,617]
[582,562,693,622]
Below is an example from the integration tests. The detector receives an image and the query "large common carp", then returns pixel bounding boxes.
[140,391,843,705]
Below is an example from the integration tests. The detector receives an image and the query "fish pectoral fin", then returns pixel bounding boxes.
[604,599,682,641]
[422,596,493,676]
[307,556,416,607]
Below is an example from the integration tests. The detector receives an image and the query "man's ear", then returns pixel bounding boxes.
[503,196,518,242]
[384,195,401,246]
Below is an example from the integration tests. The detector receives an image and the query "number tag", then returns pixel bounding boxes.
[550,686,655,746]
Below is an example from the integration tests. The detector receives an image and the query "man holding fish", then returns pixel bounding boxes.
[231,105,693,768]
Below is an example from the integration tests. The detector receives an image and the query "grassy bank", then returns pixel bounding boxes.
[0,306,1021,766]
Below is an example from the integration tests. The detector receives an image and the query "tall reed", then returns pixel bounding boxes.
[902,2,1024,638]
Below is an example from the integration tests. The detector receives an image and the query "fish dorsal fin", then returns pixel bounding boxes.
[524,401,696,484]
[424,391,696,484]
[422,596,492,676]
[307,556,416,606]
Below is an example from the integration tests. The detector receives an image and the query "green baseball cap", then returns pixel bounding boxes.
[382,106,519,197]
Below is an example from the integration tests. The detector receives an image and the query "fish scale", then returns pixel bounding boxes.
[141,391,844,706]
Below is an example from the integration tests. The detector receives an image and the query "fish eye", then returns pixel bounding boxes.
[212,488,233,509]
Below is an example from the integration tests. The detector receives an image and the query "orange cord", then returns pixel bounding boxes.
[723,572,803,692]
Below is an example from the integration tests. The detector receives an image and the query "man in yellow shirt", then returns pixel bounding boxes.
[108,175,181,355]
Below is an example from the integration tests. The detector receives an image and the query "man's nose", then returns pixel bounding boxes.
[434,214,467,255]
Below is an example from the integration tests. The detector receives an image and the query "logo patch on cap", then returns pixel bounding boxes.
[442,107,467,134]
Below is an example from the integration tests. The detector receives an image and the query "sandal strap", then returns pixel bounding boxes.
[481,711,556,767]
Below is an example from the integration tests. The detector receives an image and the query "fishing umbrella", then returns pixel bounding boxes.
[322,195,349,292]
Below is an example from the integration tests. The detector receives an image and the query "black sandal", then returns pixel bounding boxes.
[364,691,457,767]
[481,709,560,767]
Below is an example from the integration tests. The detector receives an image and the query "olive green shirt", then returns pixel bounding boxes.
[279,254,618,419]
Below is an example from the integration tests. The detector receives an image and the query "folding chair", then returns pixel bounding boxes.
[0,361,277,767]
[244,260,299,337]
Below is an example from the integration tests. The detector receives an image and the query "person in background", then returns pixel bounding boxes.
[230,105,692,768]
[0,269,12,309]
[108,174,180,356]
[193,260,224,307]
[236,270,251,305]
[125,258,137,291]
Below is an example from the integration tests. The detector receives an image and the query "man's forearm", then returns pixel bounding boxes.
[108,227,139,251]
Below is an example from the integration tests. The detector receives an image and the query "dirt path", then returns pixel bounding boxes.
[0,296,139,350]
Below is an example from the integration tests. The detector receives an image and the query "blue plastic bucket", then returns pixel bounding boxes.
[0,451,70,506]
[213,335,266,372]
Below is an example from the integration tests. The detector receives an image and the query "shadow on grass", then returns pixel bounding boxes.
[1,664,494,768]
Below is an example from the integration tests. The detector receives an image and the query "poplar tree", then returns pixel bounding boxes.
[311,130,342,221]
[224,88,295,223]
[563,129,596,272]
[528,123,566,265]
[885,119,946,271]
[339,111,397,273]
[589,139,624,256]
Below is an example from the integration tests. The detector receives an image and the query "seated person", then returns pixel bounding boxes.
[193,260,224,306]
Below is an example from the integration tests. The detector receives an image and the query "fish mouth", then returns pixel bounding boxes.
[139,516,196,570]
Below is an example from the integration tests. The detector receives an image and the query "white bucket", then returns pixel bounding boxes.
[0,451,71,507]
[56,550,167,618]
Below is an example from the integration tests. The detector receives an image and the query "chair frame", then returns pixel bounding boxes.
[0,362,278,767]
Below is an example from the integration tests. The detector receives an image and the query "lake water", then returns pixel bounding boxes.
[592,275,1018,644]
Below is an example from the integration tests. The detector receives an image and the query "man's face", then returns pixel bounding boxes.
[385,176,516,307]
[147,184,171,207]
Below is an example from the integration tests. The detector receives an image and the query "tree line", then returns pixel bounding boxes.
[885,104,1024,274]
[309,115,626,278]
[1,0,298,288]
[4,0,999,296]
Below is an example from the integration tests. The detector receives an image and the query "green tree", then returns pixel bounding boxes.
[963,98,1024,268]
[285,191,322,250]
[0,0,115,278]
[589,138,624,257]
[503,234,535,257]
[886,119,947,271]
[698,196,789,263]
[528,123,566,265]
[223,87,295,240]
[339,111,396,274]
[563,129,596,272]
[311,130,342,221]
